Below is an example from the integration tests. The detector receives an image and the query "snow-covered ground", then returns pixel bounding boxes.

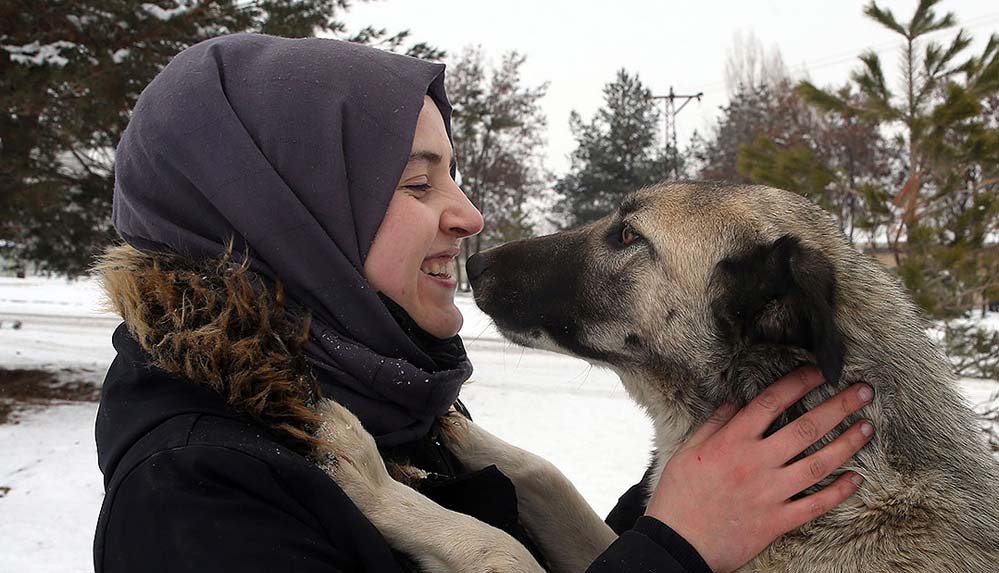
[0,276,996,572]
[0,276,120,372]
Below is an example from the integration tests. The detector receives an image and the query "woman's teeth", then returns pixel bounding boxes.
[421,259,455,279]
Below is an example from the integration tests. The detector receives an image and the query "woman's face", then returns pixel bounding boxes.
[364,96,484,339]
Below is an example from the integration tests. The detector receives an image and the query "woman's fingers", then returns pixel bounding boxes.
[781,471,864,531]
[781,420,874,495]
[682,402,740,450]
[766,383,875,463]
[725,367,826,437]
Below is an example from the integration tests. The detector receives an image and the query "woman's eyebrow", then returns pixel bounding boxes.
[408,150,457,172]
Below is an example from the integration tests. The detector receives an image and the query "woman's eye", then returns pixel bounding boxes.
[404,183,431,193]
[621,224,640,246]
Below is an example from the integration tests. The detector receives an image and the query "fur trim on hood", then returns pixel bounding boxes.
[95,243,323,454]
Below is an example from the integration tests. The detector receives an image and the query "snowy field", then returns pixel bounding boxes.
[1,276,997,573]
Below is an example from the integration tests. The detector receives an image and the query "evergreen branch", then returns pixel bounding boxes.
[970,37,999,95]
[796,81,850,114]
[923,29,971,81]
[940,29,973,70]
[850,51,898,120]
[918,31,973,102]
[863,1,908,37]
[983,34,999,66]
[925,41,944,77]
[909,0,956,38]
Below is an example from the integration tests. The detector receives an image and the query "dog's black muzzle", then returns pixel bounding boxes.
[467,230,592,339]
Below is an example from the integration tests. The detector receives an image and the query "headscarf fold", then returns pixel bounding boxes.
[113,33,472,446]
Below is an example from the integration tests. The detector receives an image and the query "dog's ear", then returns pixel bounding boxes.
[711,234,844,384]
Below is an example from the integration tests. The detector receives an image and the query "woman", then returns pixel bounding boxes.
[94,33,873,573]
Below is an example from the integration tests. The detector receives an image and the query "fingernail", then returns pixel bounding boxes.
[860,421,874,437]
[850,473,864,486]
[857,384,874,403]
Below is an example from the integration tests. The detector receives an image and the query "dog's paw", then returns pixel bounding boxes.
[436,408,502,472]
[437,408,552,479]
[436,408,473,451]
[313,398,391,495]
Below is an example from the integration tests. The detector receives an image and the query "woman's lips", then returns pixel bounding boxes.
[420,256,457,289]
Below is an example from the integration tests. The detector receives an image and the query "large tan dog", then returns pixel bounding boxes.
[463,182,999,572]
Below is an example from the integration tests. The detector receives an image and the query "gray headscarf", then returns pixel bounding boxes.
[113,33,472,446]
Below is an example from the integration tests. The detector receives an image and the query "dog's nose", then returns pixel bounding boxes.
[465,253,488,284]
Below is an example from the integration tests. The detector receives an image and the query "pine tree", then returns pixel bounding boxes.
[0,1,442,276]
[446,47,549,256]
[695,81,802,184]
[556,69,663,226]
[737,0,998,377]
[698,30,895,246]
[733,82,895,245]
[791,0,999,319]
[694,33,796,183]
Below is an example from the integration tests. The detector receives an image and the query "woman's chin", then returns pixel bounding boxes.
[414,306,463,339]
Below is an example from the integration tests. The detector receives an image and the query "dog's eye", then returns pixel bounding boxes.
[620,224,641,246]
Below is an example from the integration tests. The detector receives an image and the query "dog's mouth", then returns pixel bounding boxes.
[493,324,542,349]
[491,316,632,368]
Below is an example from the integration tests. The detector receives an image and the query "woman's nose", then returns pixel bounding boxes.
[442,186,484,238]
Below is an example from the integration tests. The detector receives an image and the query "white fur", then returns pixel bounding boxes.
[438,410,618,573]
[313,399,545,573]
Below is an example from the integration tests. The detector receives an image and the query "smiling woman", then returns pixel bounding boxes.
[92,32,871,573]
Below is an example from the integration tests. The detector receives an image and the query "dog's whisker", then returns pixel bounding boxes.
[574,363,593,391]
[514,345,525,370]
[468,321,492,345]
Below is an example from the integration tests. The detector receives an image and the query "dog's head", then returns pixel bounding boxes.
[468,182,852,412]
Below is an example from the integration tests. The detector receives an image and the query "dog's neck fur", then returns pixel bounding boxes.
[615,247,999,561]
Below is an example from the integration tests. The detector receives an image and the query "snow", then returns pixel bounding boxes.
[977,311,999,332]
[0,276,996,572]
[111,48,131,64]
[0,277,119,371]
[140,2,193,22]
[3,41,77,67]
[0,404,103,573]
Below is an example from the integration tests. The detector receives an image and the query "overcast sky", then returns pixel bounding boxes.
[342,0,999,176]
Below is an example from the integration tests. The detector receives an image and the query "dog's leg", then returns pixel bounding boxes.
[438,411,618,573]
[313,399,544,573]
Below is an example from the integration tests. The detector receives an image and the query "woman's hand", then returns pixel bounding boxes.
[645,367,874,573]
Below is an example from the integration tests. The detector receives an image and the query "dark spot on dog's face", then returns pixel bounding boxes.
[469,217,646,364]
[625,333,641,347]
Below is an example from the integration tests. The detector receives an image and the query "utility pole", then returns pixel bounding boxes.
[651,87,702,180]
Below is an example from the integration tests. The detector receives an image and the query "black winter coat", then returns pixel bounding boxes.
[94,324,711,573]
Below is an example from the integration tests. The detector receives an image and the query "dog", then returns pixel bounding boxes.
[463,181,999,572]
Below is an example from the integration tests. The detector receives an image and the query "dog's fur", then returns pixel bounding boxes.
[468,182,999,572]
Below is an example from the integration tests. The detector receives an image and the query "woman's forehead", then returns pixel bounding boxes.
[411,97,452,162]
